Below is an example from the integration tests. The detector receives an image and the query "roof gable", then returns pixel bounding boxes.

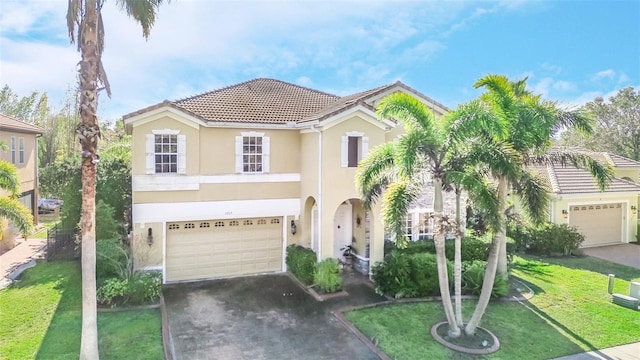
[0,113,44,134]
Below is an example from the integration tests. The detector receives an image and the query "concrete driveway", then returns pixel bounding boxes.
[163,273,387,360]
[581,244,640,269]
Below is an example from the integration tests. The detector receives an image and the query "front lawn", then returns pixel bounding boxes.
[0,261,164,359]
[346,255,640,360]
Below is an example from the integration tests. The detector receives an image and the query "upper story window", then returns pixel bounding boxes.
[341,132,369,168]
[10,137,16,164]
[145,130,186,175]
[235,132,270,173]
[18,137,25,164]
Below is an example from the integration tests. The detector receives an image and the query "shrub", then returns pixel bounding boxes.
[286,245,316,285]
[96,238,129,281]
[509,222,584,256]
[371,252,450,298]
[97,272,162,307]
[462,260,508,297]
[314,259,342,294]
[408,253,442,297]
[394,235,515,263]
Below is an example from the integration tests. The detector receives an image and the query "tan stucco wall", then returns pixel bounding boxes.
[615,169,640,182]
[133,182,299,204]
[0,130,38,193]
[298,131,319,248]
[551,193,638,243]
[131,222,163,269]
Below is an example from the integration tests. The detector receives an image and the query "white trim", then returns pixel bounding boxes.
[152,129,180,135]
[320,106,391,131]
[132,198,300,223]
[138,266,163,272]
[346,131,364,137]
[177,134,186,174]
[132,173,300,191]
[145,134,155,174]
[162,220,167,284]
[341,136,349,168]
[554,191,640,199]
[282,217,288,272]
[241,131,265,137]
[125,107,203,130]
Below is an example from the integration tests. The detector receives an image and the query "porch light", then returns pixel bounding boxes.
[147,227,153,246]
[561,209,568,219]
[632,206,637,215]
[290,220,297,235]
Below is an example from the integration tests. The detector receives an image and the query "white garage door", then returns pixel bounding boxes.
[569,203,623,247]
[166,217,283,282]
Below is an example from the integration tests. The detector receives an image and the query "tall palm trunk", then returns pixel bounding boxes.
[433,178,460,337]
[454,188,463,328]
[497,215,508,277]
[78,0,101,358]
[464,177,507,335]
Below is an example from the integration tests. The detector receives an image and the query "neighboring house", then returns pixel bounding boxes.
[533,150,640,247]
[123,78,458,284]
[0,113,44,246]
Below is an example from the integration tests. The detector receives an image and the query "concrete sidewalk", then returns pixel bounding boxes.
[552,342,640,360]
[0,237,47,289]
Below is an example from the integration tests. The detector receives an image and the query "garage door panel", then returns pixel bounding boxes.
[569,203,623,247]
[166,217,283,282]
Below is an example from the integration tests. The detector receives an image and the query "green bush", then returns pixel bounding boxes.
[96,238,129,281]
[97,272,162,307]
[395,235,515,262]
[371,252,450,298]
[286,245,317,285]
[314,259,343,294]
[462,260,508,297]
[509,222,584,256]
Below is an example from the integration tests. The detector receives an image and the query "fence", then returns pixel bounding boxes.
[47,224,78,261]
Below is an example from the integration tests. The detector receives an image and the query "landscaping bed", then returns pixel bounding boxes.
[345,255,640,359]
[0,261,164,359]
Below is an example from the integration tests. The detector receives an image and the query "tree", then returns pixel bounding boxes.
[463,74,612,336]
[561,87,640,161]
[0,160,34,238]
[66,1,166,358]
[356,93,509,338]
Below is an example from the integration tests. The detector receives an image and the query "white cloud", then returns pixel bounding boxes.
[592,69,616,81]
[540,62,562,75]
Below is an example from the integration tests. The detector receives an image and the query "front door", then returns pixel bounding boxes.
[333,203,352,259]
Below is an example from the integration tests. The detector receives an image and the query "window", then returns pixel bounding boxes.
[155,134,177,173]
[405,214,413,241]
[145,131,186,175]
[19,137,25,164]
[417,212,434,240]
[10,137,16,164]
[341,133,369,168]
[235,132,270,173]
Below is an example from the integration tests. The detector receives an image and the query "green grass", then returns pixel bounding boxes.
[32,215,60,239]
[0,261,164,359]
[346,255,640,360]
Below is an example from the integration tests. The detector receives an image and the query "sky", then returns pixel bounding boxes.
[0,0,639,121]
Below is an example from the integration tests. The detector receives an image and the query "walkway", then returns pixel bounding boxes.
[552,342,640,359]
[0,237,47,289]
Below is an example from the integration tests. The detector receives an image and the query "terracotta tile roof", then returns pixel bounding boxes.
[0,113,44,134]
[123,78,448,126]
[173,78,339,124]
[530,153,640,195]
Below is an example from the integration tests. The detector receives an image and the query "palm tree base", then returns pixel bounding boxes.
[431,321,500,355]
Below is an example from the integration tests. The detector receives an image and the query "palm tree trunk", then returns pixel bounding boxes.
[454,189,463,328]
[434,178,460,337]
[464,177,508,335]
[78,0,100,358]
[497,221,508,277]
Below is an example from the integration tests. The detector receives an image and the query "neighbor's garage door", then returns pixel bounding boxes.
[166,217,283,282]
[569,203,623,247]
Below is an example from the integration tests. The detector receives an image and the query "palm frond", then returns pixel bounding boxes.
[525,149,613,191]
[0,197,34,237]
[0,160,20,197]
[445,100,507,144]
[66,0,81,44]
[381,180,420,245]
[377,92,440,139]
[395,129,435,178]
[115,0,169,39]
[355,142,396,209]
[513,170,550,224]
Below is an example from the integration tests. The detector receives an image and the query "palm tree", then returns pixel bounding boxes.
[66,1,167,358]
[356,94,511,337]
[0,160,34,238]
[463,74,612,336]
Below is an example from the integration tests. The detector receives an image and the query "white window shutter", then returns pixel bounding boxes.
[235,136,243,173]
[177,134,186,174]
[361,136,369,160]
[145,134,155,174]
[262,136,270,173]
[340,136,348,167]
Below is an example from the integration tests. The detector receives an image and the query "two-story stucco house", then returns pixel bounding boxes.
[123,78,455,284]
[0,113,44,247]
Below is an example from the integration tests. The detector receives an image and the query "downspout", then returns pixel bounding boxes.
[311,125,322,260]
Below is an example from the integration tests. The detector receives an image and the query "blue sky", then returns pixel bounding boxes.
[0,0,638,121]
